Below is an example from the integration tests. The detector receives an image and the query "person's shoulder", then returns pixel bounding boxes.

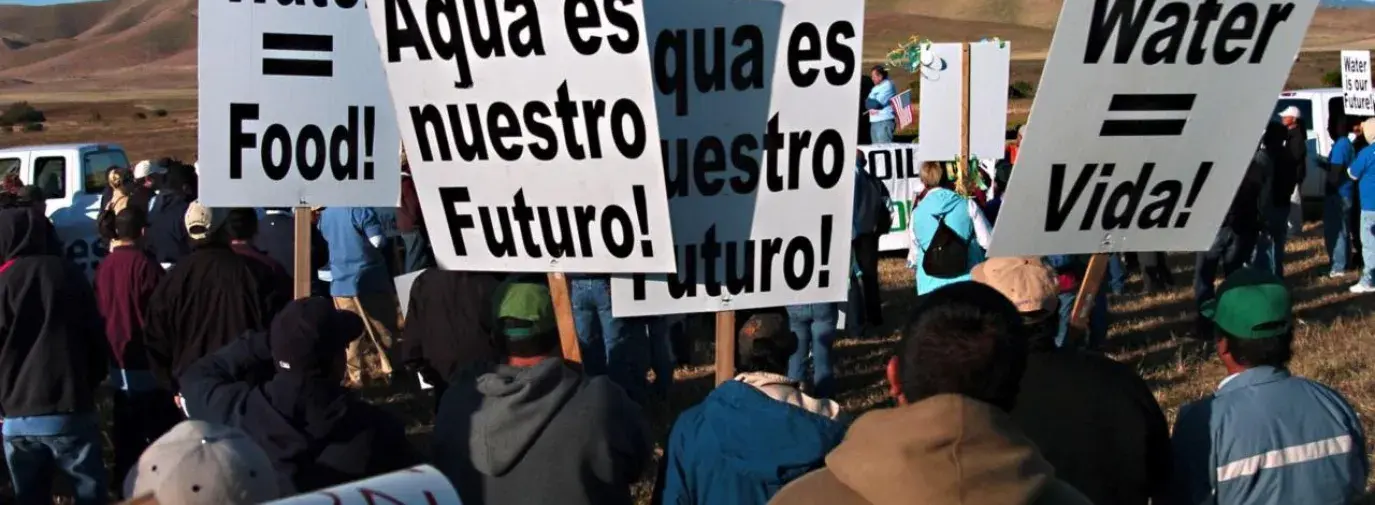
[768,468,860,505]
[1032,478,1094,505]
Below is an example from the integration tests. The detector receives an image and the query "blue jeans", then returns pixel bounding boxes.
[570,277,648,403]
[5,429,106,505]
[1056,290,1108,350]
[1324,195,1353,274]
[1253,204,1291,279]
[785,303,839,398]
[1107,253,1127,295]
[870,119,895,144]
[1361,212,1375,287]
[629,316,672,400]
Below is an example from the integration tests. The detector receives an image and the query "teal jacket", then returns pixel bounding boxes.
[1169,366,1367,505]
[910,188,984,295]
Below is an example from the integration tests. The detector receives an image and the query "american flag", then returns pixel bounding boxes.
[891,89,914,130]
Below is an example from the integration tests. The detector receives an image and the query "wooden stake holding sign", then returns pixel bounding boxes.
[1065,253,1109,348]
[957,43,972,197]
[546,273,583,365]
[292,207,313,300]
[715,311,736,385]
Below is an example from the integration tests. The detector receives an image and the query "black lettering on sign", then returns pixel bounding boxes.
[1044,161,1213,232]
[1084,0,1294,65]
[229,103,377,181]
[627,214,836,301]
[661,113,844,199]
[437,184,656,260]
[381,0,550,89]
[864,148,918,181]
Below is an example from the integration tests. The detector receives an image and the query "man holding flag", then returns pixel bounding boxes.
[865,66,899,143]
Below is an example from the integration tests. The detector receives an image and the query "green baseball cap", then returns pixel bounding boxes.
[492,278,556,341]
[1200,268,1292,339]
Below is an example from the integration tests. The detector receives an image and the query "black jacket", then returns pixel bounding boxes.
[180,331,421,493]
[0,209,107,418]
[256,211,330,296]
[145,244,286,390]
[401,270,504,390]
[145,190,193,266]
[1271,125,1308,207]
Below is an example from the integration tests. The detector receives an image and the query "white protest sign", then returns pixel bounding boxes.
[264,465,460,504]
[199,0,399,207]
[1342,50,1374,116]
[365,0,676,273]
[916,42,1011,162]
[990,0,1318,256]
[860,143,920,252]
[609,0,864,317]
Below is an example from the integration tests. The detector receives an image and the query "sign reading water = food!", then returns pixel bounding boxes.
[198,0,400,207]
[990,0,1320,257]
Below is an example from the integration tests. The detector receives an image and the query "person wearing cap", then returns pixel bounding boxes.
[769,282,1091,505]
[179,297,420,493]
[145,202,286,392]
[144,165,196,268]
[973,257,1170,505]
[96,206,184,490]
[1170,268,1367,505]
[317,206,399,387]
[1345,118,1375,294]
[1195,127,1275,336]
[0,207,110,505]
[435,275,652,505]
[122,420,283,503]
[658,313,845,505]
[1253,109,1307,279]
[1323,116,1361,278]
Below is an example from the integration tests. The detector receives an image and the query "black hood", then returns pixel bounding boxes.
[0,208,57,260]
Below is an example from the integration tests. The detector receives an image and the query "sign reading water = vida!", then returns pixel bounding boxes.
[990,0,1319,257]
[365,0,677,273]
[199,0,401,207]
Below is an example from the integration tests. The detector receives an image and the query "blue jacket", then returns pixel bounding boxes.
[145,190,193,266]
[1169,366,1367,505]
[659,379,847,505]
[911,188,984,295]
[865,80,896,123]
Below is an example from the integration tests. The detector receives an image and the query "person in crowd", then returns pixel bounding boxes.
[768,282,1091,505]
[627,315,674,404]
[1347,118,1375,294]
[179,297,420,493]
[401,269,503,406]
[1196,128,1274,336]
[122,420,283,504]
[145,166,196,269]
[1171,268,1368,504]
[225,208,291,300]
[145,202,285,391]
[396,149,434,273]
[0,208,110,505]
[1043,254,1109,349]
[256,207,330,297]
[133,159,167,194]
[434,276,652,505]
[95,207,183,491]
[852,150,888,330]
[1254,108,1307,279]
[973,257,1170,505]
[1325,117,1360,277]
[784,301,839,399]
[317,206,398,387]
[909,161,989,296]
[569,273,650,403]
[658,313,845,505]
[1349,118,1371,272]
[864,65,897,144]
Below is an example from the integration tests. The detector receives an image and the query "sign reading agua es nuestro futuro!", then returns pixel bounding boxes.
[990,0,1319,256]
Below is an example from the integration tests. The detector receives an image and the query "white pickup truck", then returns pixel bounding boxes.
[0,142,128,276]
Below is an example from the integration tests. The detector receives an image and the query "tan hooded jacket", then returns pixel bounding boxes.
[768,394,1093,505]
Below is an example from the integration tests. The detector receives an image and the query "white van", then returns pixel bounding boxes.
[0,143,130,276]
[1272,88,1358,206]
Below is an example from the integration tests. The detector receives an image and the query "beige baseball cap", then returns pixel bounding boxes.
[123,421,282,505]
[184,201,229,241]
[971,257,1059,313]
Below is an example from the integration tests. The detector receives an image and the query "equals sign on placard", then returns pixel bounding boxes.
[261,32,333,77]
[1099,93,1196,137]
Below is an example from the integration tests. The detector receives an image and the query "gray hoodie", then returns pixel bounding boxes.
[434,358,652,505]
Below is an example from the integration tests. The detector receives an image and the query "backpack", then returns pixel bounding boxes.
[921,212,971,278]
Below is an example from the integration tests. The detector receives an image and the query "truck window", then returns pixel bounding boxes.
[1273,99,1313,131]
[0,158,18,177]
[82,149,128,195]
[33,157,65,199]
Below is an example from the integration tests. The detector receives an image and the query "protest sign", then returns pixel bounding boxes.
[365,0,677,273]
[199,0,400,207]
[916,41,1011,162]
[990,0,1319,256]
[263,465,460,504]
[610,0,864,317]
[1343,50,1374,116]
[860,143,920,251]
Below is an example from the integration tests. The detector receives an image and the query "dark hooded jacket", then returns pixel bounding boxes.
[0,209,108,418]
[179,305,421,493]
[401,270,504,390]
[435,358,652,505]
[145,242,286,390]
[145,188,194,266]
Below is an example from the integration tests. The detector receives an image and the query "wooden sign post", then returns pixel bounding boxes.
[546,273,583,364]
[292,207,313,300]
[957,42,973,196]
[714,311,736,385]
[1064,253,1108,347]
